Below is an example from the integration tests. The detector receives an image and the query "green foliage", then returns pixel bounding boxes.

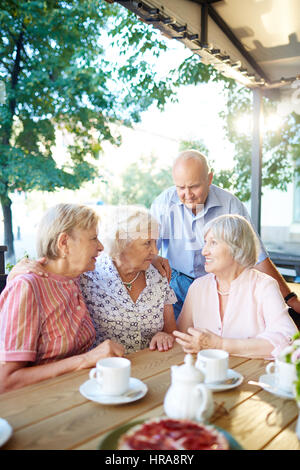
[109,11,175,116]
[171,54,234,89]
[220,85,299,201]
[5,252,29,272]
[212,168,236,192]
[0,0,177,256]
[105,156,173,208]
[179,138,208,154]
[1,0,299,260]
[173,55,300,202]
[109,139,209,208]
[0,0,174,187]
[103,138,236,208]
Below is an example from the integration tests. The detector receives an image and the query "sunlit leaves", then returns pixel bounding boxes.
[218,85,299,201]
[0,0,177,202]
[106,156,173,208]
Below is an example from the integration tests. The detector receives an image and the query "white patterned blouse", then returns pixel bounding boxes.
[79,254,177,354]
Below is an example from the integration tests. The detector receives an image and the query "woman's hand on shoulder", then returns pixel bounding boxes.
[149,332,174,352]
[7,257,48,282]
[151,256,172,283]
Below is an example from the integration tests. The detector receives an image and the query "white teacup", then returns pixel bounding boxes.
[196,349,229,384]
[89,357,131,396]
[266,358,296,393]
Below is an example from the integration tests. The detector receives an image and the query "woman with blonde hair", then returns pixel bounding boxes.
[174,214,298,358]
[0,204,123,393]
[8,205,177,356]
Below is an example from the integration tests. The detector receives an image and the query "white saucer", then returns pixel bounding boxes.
[79,377,148,405]
[258,374,294,400]
[205,369,244,392]
[0,418,13,447]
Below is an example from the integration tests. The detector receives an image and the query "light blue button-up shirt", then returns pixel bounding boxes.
[150,184,268,279]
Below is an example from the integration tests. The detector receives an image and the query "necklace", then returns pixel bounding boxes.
[217,289,230,296]
[122,271,141,291]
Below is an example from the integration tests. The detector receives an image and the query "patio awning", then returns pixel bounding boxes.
[113,0,300,234]
[114,0,300,94]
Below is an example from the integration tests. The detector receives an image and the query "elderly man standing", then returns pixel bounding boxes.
[150,149,300,320]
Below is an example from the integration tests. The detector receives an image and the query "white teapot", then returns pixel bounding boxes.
[163,354,214,422]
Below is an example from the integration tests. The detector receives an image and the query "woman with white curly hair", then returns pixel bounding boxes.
[79,206,177,354]
[174,214,298,358]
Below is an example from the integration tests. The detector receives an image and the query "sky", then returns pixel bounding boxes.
[98,29,236,179]
[99,81,235,181]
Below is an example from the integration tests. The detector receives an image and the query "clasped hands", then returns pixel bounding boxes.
[173,327,223,354]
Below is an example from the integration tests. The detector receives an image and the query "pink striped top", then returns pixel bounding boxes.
[0,272,96,364]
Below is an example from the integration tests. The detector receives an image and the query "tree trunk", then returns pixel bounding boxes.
[0,30,24,267]
[0,195,15,263]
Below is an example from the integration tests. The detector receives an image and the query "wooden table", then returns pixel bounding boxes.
[0,343,299,451]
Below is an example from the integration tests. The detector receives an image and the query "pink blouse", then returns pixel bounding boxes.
[0,272,96,364]
[179,268,298,357]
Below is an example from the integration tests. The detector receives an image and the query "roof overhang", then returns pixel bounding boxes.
[113,0,300,99]
[110,0,300,237]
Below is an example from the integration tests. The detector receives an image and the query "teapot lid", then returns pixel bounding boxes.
[173,354,204,382]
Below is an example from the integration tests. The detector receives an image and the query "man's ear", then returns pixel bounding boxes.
[208,171,213,185]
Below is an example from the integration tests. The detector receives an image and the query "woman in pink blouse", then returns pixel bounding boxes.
[173,214,298,358]
[0,204,123,393]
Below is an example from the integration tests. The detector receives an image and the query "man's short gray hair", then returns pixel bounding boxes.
[173,149,210,174]
[101,205,159,259]
[204,214,259,268]
[36,203,99,259]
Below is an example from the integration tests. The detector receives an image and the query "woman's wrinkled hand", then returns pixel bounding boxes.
[173,328,222,354]
[149,332,174,352]
[7,257,48,282]
[151,256,172,283]
[83,340,125,368]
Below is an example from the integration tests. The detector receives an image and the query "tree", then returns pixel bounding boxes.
[0,0,175,260]
[178,138,208,155]
[104,155,173,208]
[2,1,299,264]
[102,138,230,208]
[172,55,300,202]
[220,84,299,201]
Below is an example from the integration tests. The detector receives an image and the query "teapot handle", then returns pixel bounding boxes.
[266,362,275,375]
[194,384,210,422]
